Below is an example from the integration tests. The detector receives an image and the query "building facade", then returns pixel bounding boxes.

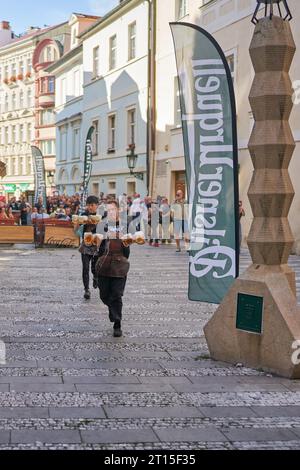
[154,0,300,253]
[0,20,69,201]
[79,0,149,199]
[47,14,99,195]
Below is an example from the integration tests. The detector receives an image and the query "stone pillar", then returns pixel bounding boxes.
[248,16,296,294]
[204,16,300,379]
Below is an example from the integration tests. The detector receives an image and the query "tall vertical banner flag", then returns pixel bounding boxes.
[31,146,47,205]
[80,126,95,213]
[170,22,239,304]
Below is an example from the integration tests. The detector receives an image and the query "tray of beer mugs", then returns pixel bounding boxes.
[84,233,104,246]
[72,215,102,226]
[121,231,146,247]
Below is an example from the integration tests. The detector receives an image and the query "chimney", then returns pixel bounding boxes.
[0,20,13,47]
[0,21,10,30]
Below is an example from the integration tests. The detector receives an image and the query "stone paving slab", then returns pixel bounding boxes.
[1,245,300,448]
[223,428,298,442]
[154,427,228,443]
[11,430,82,445]
[0,408,49,419]
[49,407,106,419]
[0,432,10,444]
[81,429,159,444]
[251,406,300,417]
[199,407,257,418]
[104,406,204,419]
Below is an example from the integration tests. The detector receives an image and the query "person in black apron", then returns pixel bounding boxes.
[95,200,131,338]
[74,196,100,300]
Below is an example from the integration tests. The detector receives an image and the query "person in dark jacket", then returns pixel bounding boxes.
[96,200,130,338]
[74,196,100,300]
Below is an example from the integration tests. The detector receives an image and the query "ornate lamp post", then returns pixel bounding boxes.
[126,145,144,181]
[204,0,300,378]
[252,0,292,24]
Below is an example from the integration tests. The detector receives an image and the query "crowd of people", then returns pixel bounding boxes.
[0,190,192,251]
[0,191,246,250]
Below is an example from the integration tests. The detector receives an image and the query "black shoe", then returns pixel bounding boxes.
[93,278,98,289]
[113,322,122,338]
[84,289,91,300]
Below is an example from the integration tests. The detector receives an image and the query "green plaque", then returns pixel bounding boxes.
[236,293,263,334]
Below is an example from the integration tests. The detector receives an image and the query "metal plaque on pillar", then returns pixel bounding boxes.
[236,293,264,334]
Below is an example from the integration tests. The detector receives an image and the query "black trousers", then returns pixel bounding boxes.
[98,276,127,324]
[81,254,98,290]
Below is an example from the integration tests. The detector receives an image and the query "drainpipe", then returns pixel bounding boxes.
[146,0,156,197]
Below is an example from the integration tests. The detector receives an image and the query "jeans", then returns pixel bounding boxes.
[81,254,98,290]
[98,276,127,324]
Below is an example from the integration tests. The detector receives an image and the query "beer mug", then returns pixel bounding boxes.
[84,232,94,246]
[134,231,146,245]
[121,234,134,247]
[92,234,104,246]
[89,215,102,225]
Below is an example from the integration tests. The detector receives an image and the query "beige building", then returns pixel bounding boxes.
[154,0,300,254]
[0,20,70,201]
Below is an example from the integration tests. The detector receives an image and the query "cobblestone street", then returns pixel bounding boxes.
[0,244,300,450]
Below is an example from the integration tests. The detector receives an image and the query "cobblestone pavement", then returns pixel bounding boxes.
[0,244,300,450]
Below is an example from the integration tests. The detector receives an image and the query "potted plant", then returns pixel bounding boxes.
[17,73,24,81]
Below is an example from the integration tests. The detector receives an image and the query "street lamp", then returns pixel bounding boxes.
[47,171,55,186]
[252,0,292,24]
[126,145,144,181]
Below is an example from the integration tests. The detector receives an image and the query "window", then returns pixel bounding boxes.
[27,88,33,108]
[27,57,32,74]
[127,109,136,146]
[19,61,24,76]
[5,127,9,145]
[19,90,24,109]
[127,181,136,196]
[109,35,117,70]
[226,53,235,81]
[4,94,9,112]
[4,65,8,79]
[93,46,99,78]
[108,114,116,151]
[128,22,136,61]
[41,140,55,156]
[27,123,32,142]
[12,92,16,110]
[72,128,80,159]
[177,0,187,19]
[20,156,26,175]
[92,120,99,156]
[20,124,24,142]
[12,126,17,144]
[60,127,67,161]
[92,182,99,197]
[72,27,77,46]
[48,77,55,93]
[40,110,55,126]
[108,181,116,197]
[174,77,181,127]
[11,63,17,78]
[12,157,18,175]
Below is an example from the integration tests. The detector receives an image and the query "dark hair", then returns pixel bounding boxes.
[86,196,99,205]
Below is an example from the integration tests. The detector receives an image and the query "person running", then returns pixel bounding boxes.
[74,196,100,300]
[95,200,131,338]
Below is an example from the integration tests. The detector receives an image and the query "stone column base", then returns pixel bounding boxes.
[204,265,300,379]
